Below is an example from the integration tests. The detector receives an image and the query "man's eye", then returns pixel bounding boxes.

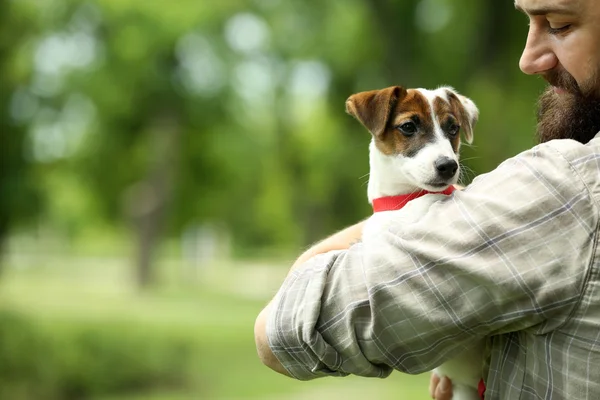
[547,24,571,35]
[397,122,417,136]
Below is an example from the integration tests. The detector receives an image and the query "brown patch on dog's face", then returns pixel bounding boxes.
[445,90,476,144]
[345,86,407,139]
[432,96,461,154]
[374,90,436,156]
[346,87,475,158]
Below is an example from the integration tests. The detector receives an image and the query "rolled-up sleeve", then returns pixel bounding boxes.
[266,139,596,380]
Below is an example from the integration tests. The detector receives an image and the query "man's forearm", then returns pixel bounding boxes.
[254,219,367,376]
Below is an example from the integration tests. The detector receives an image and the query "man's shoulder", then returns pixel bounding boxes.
[497,137,598,177]
[513,137,600,206]
[535,135,600,162]
[488,138,579,175]
[467,138,593,202]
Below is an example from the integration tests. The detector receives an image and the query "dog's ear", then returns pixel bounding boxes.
[445,89,478,144]
[345,86,407,137]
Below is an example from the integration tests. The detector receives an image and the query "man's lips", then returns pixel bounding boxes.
[542,71,580,95]
[553,86,568,95]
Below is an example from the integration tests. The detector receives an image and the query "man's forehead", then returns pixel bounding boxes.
[514,0,583,15]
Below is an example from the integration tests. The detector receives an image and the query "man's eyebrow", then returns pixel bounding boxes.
[514,2,577,16]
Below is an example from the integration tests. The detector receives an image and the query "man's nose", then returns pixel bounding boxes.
[519,26,558,75]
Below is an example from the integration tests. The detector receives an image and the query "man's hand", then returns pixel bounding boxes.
[254,219,367,375]
[429,373,453,400]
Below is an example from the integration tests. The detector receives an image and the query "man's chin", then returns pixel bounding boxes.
[537,85,600,144]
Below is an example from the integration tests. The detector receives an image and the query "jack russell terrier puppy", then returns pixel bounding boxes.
[346,85,484,400]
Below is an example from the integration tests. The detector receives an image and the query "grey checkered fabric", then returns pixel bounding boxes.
[267,135,600,399]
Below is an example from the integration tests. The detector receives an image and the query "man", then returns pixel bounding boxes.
[255,0,600,398]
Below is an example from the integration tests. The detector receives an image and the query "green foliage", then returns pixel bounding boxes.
[0,1,41,254]
[0,0,548,257]
[0,310,195,400]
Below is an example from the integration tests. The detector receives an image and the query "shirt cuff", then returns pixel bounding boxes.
[266,252,351,380]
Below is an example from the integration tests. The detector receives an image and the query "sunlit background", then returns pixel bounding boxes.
[1,0,544,399]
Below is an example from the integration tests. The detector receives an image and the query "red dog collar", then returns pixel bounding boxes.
[372,186,455,212]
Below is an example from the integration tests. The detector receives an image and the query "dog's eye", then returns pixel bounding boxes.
[397,122,417,136]
[447,124,460,136]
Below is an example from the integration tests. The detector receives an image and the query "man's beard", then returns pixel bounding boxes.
[536,69,600,144]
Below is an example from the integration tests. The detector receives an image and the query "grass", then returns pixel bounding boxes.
[0,256,432,400]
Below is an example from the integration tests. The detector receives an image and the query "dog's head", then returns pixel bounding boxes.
[345,85,478,192]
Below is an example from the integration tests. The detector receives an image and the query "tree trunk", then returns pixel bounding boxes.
[367,0,417,84]
[124,110,180,288]
[0,233,5,277]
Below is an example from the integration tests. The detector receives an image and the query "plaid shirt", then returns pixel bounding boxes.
[267,135,600,400]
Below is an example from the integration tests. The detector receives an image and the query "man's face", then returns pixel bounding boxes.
[516,0,600,143]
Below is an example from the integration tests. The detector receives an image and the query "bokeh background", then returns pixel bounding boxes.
[1,0,545,399]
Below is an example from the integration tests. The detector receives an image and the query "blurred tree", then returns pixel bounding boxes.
[0,1,41,274]
[0,0,546,285]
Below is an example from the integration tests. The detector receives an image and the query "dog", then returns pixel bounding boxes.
[345,85,484,400]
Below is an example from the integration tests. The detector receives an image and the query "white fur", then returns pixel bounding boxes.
[433,343,485,400]
[362,87,484,400]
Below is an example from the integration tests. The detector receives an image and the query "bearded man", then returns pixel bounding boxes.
[255,1,600,399]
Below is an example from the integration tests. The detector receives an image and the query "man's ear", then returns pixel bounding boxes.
[445,88,479,144]
[345,86,407,137]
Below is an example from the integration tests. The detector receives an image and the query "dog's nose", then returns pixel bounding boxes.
[434,157,458,180]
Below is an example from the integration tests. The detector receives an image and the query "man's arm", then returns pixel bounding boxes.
[254,220,366,375]
[254,142,593,381]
